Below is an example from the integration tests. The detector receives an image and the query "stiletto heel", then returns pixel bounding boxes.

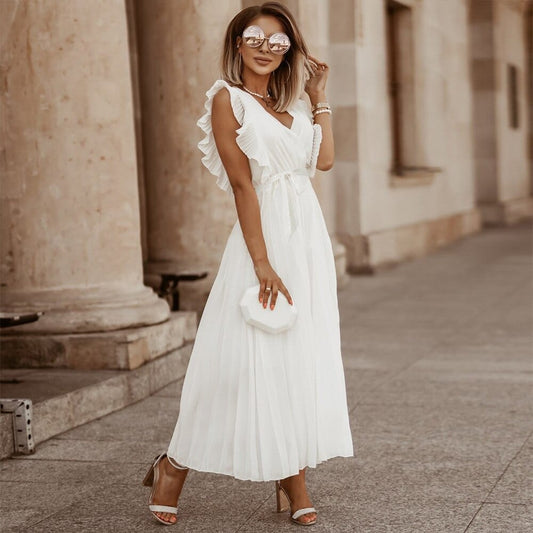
[275,480,318,526]
[142,454,157,487]
[276,480,290,512]
[142,451,189,526]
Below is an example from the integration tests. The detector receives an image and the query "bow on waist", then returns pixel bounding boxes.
[254,168,311,238]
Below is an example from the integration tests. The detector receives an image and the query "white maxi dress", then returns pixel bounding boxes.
[167,79,354,482]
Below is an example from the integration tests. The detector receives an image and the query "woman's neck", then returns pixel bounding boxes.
[241,71,271,97]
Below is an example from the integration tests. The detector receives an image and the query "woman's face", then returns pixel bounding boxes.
[237,15,287,78]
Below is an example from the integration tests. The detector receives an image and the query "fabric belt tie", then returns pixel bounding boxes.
[254,168,311,238]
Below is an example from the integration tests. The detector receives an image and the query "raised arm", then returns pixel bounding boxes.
[305,57,334,171]
[211,88,293,309]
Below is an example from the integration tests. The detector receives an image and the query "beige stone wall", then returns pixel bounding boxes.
[494,0,531,202]
[327,0,362,249]
[470,0,533,225]
[355,0,476,236]
[528,3,533,192]
[296,0,349,283]
[470,0,498,204]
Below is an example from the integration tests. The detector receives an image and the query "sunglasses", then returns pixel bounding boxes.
[241,25,291,55]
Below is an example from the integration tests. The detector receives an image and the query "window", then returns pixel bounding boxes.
[386,0,414,174]
[507,63,519,129]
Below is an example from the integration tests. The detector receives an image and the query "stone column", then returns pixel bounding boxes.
[134,0,241,311]
[0,0,169,334]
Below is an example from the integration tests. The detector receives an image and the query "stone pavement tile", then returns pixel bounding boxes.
[351,404,532,465]
[0,480,96,532]
[24,470,274,533]
[418,341,533,363]
[365,376,533,411]
[351,305,476,329]
[17,436,169,464]
[53,394,181,443]
[488,436,533,505]
[464,315,533,338]
[320,454,496,505]
[341,336,436,364]
[341,321,451,347]
[322,499,479,533]
[239,494,479,533]
[434,332,533,358]
[308,453,494,507]
[0,456,147,485]
[464,503,533,533]
[23,513,149,533]
[362,361,533,410]
[365,294,474,315]
[1,509,46,533]
[343,369,392,409]
[399,357,533,376]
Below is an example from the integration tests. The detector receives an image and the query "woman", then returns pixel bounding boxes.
[142,2,354,527]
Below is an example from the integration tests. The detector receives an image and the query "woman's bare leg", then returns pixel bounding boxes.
[151,456,189,524]
[279,468,317,524]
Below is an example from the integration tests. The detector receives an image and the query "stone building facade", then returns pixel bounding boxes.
[1,0,532,371]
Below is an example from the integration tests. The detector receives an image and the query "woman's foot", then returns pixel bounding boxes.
[151,456,189,524]
[279,469,317,525]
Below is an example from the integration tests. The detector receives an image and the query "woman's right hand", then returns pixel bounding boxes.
[254,258,293,310]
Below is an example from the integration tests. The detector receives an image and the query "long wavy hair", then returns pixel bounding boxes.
[221,2,312,113]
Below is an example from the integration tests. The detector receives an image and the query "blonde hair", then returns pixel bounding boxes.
[221,2,312,113]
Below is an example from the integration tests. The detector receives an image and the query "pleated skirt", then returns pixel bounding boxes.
[167,176,354,482]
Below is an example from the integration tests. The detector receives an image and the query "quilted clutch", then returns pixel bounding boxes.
[239,284,298,334]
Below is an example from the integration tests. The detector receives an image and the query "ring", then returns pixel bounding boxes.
[265,287,271,292]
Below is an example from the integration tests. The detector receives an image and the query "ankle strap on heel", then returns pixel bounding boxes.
[166,454,188,470]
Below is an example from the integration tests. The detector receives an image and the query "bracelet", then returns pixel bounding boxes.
[312,106,331,114]
[313,108,332,117]
[312,102,329,111]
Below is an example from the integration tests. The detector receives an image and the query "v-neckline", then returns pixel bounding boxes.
[238,88,296,132]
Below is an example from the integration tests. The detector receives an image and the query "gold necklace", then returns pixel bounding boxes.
[242,85,270,99]
[242,85,273,107]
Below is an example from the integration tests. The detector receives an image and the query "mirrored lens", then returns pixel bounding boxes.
[242,25,264,48]
[268,32,291,54]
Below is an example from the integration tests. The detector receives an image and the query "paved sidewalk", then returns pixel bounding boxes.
[1,223,532,532]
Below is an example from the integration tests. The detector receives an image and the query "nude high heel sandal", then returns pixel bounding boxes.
[142,452,188,525]
[275,480,318,526]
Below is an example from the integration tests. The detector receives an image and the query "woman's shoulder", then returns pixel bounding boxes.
[205,79,246,100]
[201,79,248,127]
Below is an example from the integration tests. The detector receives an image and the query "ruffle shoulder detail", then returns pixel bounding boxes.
[197,80,245,194]
[197,79,271,194]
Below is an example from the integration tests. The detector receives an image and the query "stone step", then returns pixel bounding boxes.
[0,311,197,459]
[1,310,198,370]
[0,342,192,460]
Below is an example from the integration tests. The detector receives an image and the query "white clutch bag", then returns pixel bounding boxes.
[239,284,298,334]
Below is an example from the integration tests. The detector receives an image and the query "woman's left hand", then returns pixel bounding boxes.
[305,55,329,96]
